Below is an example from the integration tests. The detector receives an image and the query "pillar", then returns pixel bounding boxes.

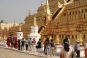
[79,33,83,46]
[55,34,60,44]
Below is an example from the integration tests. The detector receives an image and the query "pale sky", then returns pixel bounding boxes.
[0,0,46,23]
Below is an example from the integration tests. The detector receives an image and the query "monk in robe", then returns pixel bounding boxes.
[7,36,10,47]
[14,37,17,48]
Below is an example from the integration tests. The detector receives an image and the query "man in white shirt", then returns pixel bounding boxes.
[75,40,80,58]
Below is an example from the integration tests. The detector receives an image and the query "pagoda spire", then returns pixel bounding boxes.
[28,10,31,16]
[13,20,16,26]
[19,23,21,31]
[34,14,37,26]
[46,0,49,6]
[46,0,51,15]
[45,0,51,25]
[41,1,43,6]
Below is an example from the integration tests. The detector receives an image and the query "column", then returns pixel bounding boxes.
[55,34,60,44]
[79,33,83,46]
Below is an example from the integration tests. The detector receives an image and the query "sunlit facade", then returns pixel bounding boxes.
[0,22,19,40]
[10,0,87,44]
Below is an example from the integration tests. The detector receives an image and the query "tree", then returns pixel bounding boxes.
[0,20,4,23]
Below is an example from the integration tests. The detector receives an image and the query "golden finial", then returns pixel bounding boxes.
[13,20,16,26]
[34,14,37,26]
[46,0,51,15]
[28,10,31,16]
[19,23,21,31]
[41,1,43,6]
[58,2,63,8]
[45,0,51,25]
[46,0,49,6]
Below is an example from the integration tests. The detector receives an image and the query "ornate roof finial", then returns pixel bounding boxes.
[13,20,16,26]
[45,0,51,25]
[28,10,31,16]
[46,0,51,15]
[19,23,21,31]
[41,1,43,6]
[34,14,37,26]
[46,0,49,6]
[58,2,63,8]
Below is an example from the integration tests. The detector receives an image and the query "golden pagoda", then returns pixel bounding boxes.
[10,0,87,44]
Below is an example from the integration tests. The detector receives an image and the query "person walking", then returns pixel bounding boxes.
[45,38,50,56]
[10,36,14,48]
[74,40,80,58]
[25,38,29,51]
[6,35,11,47]
[28,38,33,53]
[18,39,21,50]
[60,38,74,58]
[50,39,55,57]
[32,38,36,54]
[43,39,47,55]
[21,38,25,51]
[37,39,42,55]
[84,40,87,58]
[14,36,17,49]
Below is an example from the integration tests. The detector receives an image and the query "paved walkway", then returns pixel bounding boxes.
[0,46,60,58]
[0,47,44,58]
[0,41,85,58]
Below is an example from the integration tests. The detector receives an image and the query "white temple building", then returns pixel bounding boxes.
[28,15,41,43]
[16,23,23,40]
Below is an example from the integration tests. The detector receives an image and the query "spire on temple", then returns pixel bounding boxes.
[45,0,51,25]
[46,0,51,15]
[18,23,21,31]
[41,1,43,6]
[34,14,37,26]
[28,10,31,16]
[13,21,16,26]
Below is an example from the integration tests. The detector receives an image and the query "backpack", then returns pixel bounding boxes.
[32,40,36,45]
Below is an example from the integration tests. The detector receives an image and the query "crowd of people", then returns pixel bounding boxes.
[6,35,85,58]
[6,36,56,57]
[6,35,17,48]
[7,36,37,53]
